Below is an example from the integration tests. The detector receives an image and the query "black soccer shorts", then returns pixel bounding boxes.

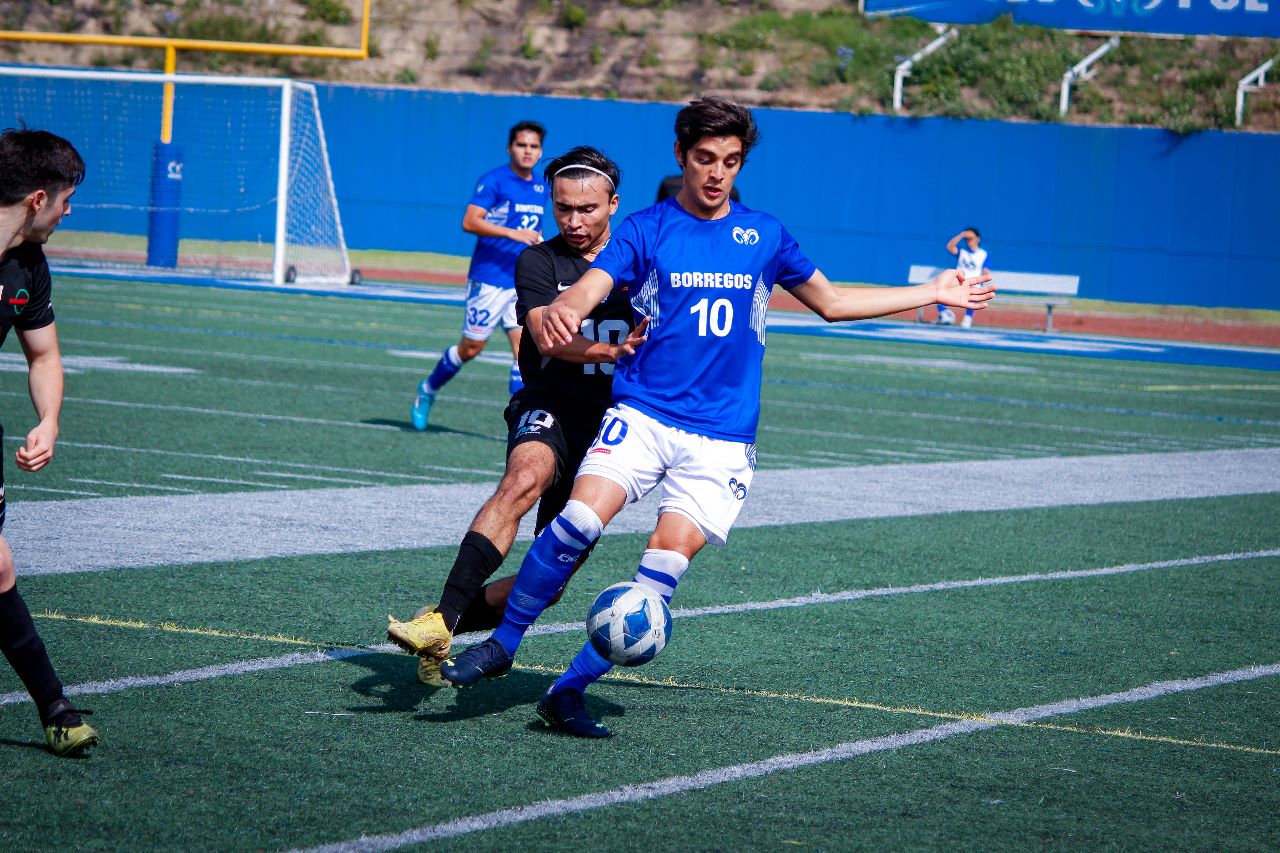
[504,391,607,536]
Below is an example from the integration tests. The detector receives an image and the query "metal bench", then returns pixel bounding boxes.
[908,265,1080,332]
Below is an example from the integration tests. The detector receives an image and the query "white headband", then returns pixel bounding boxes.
[553,163,615,190]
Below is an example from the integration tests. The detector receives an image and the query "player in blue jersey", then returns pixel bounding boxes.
[942,227,990,328]
[411,121,548,430]
[440,98,995,737]
[0,129,99,756]
[388,147,646,685]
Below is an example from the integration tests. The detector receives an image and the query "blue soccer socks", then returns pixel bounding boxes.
[509,362,524,396]
[548,549,688,697]
[491,500,603,656]
[426,345,464,393]
[547,641,613,700]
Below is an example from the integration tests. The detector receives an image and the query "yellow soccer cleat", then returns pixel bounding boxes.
[42,699,99,757]
[386,610,452,659]
[417,655,450,687]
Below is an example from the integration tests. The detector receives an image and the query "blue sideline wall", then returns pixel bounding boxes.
[7,74,1271,309]
[317,85,1276,310]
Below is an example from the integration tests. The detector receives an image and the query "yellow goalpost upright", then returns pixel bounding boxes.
[0,1,371,285]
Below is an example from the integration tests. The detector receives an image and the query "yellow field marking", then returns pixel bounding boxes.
[38,611,1279,757]
[516,662,1280,757]
[1142,384,1280,392]
[33,610,348,650]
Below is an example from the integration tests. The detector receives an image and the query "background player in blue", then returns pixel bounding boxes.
[388,147,645,684]
[440,97,995,737]
[411,120,548,430]
[941,227,991,328]
[0,129,99,756]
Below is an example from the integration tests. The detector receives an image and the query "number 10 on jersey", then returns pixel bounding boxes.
[690,298,733,337]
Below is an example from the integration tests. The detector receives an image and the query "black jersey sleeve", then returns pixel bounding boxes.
[514,243,559,326]
[13,245,55,332]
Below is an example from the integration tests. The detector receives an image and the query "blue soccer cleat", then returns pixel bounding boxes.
[439,637,513,687]
[410,380,435,431]
[536,689,611,738]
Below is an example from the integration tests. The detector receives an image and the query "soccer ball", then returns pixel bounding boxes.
[586,582,672,667]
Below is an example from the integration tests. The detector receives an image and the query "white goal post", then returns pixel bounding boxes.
[0,65,351,285]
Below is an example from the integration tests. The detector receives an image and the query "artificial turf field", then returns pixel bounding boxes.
[1,275,1278,851]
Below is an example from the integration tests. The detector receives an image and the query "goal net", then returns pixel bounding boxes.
[0,66,351,285]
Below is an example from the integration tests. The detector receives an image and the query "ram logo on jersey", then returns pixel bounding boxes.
[732,227,760,245]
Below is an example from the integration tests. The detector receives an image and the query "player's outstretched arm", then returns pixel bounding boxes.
[789,269,995,323]
[540,268,616,347]
[462,204,540,245]
[530,309,648,365]
[15,323,63,473]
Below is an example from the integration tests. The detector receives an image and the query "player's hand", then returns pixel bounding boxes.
[509,228,542,246]
[16,420,57,472]
[543,301,583,347]
[933,268,995,310]
[614,317,650,359]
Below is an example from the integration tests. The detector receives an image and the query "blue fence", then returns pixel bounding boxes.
[864,0,1280,39]
[4,73,1276,309]
[318,86,1279,310]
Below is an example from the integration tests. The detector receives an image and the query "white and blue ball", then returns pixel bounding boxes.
[586,582,672,667]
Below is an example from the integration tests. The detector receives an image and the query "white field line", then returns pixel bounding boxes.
[0,648,376,706]
[161,474,290,489]
[294,662,1280,853]
[2,392,507,434]
[253,471,380,487]
[787,356,1280,410]
[63,292,436,337]
[2,437,452,484]
[3,549,1273,709]
[68,478,198,494]
[60,337,438,376]
[7,484,102,496]
[764,423,1138,456]
[53,340,1276,451]
[763,398,1273,451]
[12,449,1280,576]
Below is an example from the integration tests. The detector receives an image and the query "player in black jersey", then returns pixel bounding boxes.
[387,147,646,684]
[0,129,99,756]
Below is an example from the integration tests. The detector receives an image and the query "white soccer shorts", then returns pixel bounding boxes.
[461,279,519,341]
[576,404,757,546]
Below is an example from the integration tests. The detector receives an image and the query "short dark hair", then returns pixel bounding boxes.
[674,97,760,163]
[508,120,546,146]
[543,145,622,192]
[0,128,85,206]
[967,227,982,239]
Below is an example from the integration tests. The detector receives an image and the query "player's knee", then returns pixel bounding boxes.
[457,339,486,360]
[492,467,549,513]
[0,544,15,593]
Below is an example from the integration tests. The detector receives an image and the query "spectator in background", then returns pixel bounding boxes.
[411,120,548,430]
[938,227,991,328]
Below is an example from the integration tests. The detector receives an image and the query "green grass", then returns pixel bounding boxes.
[0,276,1276,850]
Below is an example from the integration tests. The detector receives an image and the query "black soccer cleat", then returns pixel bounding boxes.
[438,637,513,688]
[536,688,611,738]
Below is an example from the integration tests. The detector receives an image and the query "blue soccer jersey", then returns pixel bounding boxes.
[467,165,547,289]
[591,198,817,443]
